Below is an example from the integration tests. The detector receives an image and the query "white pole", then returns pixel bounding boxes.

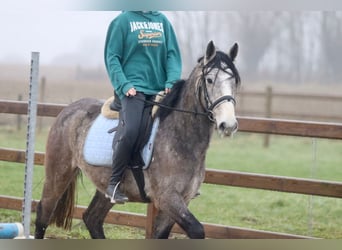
[22,52,40,239]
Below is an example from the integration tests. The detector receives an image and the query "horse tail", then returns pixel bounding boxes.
[49,168,80,230]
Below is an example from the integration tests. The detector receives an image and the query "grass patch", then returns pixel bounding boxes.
[0,127,341,238]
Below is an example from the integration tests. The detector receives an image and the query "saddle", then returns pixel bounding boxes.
[83,94,163,202]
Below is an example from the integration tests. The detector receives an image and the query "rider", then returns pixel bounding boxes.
[104,11,182,203]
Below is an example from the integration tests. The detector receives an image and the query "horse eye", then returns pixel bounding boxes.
[206,78,213,84]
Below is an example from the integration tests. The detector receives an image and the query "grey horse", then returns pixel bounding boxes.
[34,41,241,239]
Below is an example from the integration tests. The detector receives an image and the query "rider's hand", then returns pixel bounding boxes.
[126,88,136,97]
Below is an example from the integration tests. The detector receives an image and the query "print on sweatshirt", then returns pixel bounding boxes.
[130,21,164,47]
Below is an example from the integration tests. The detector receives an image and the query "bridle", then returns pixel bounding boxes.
[196,62,237,122]
[134,57,238,122]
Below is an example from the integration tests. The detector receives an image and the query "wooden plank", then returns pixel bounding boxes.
[170,223,313,239]
[1,148,341,198]
[239,90,342,101]
[254,112,342,122]
[0,100,65,117]
[1,100,342,139]
[201,223,315,239]
[0,195,38,212]
[104,209,147,229]
[238,116,342,139]
[37,102,65,117]
[0,196,146,229]
[205,169,342,198]
[145,203,158,238]
[74,205,147,229]
[0,195,314,239]
[0,148,44,165]
[272,92,342,101]
[0,100,27,115]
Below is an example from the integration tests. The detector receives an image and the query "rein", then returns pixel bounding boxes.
[134,94,210,118]
[134,61,237,122]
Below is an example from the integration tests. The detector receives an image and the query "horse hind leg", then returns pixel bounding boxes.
[34,166,80,239]
[83,190,113,239]
[35,201,49,239]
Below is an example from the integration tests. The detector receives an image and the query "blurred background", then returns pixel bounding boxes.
[2,11,342,82]
[1,11,342,125]
[1,11,341,239]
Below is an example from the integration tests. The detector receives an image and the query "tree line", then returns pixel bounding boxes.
[167,11,342,84]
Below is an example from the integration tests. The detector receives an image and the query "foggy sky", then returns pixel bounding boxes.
[1,0,341,67]
[0,10,119,66]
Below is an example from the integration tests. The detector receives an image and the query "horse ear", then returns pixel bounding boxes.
[204,40,216,65]
[229,43,239,61]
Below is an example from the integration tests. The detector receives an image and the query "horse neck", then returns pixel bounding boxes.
[181,67,207,120]
[162,70,214,146]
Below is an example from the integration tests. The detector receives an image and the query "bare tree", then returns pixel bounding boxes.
[167,11,342,85]
[233,12,284,82]
[320,11,342,84]
[166,11,239,77]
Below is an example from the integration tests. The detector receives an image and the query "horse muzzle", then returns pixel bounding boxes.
[218,119,238,137]
[212,99,238,137]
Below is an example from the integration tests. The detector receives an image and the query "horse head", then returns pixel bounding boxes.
[199,41,241,137]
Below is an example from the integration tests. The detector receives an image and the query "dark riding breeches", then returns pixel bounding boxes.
[109,92,153,184]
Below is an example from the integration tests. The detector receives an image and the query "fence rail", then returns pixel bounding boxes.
[1,100,342,139]
[237,88,342,123]
[0,195,312,239]
[1,148,341,199]
[1,100,342,239]
[240,90,342,101]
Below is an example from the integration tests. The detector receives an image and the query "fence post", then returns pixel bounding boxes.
[145,203,158,239]
[263,86,273,147]
[38,76,46,133]
[17,94,22,131]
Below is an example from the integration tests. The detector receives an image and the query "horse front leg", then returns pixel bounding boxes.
[83,190,113,239]
[157,193,205,239]
[151,209,176,239]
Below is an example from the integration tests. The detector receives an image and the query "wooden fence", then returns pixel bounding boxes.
[1,100,342,239]
[237,87,342,123]
[3,85,342,129]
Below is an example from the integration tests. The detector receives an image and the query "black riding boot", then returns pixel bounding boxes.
[105,180,128,204]
[105,93,146,204]
[105,152,129,203]
[105,131,129,204]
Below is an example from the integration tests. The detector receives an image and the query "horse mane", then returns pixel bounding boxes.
[155,50,240,122]
[155,79,186,122]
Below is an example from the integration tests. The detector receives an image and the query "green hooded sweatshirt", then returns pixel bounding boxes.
[104,11,182,99]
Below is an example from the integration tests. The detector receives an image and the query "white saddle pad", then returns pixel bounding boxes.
[83,114,159,169]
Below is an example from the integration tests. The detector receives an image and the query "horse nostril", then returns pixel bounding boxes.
[219,121,238,131]
[233,121,238,131]
[218,120,238,136]
[219,122,227,131]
